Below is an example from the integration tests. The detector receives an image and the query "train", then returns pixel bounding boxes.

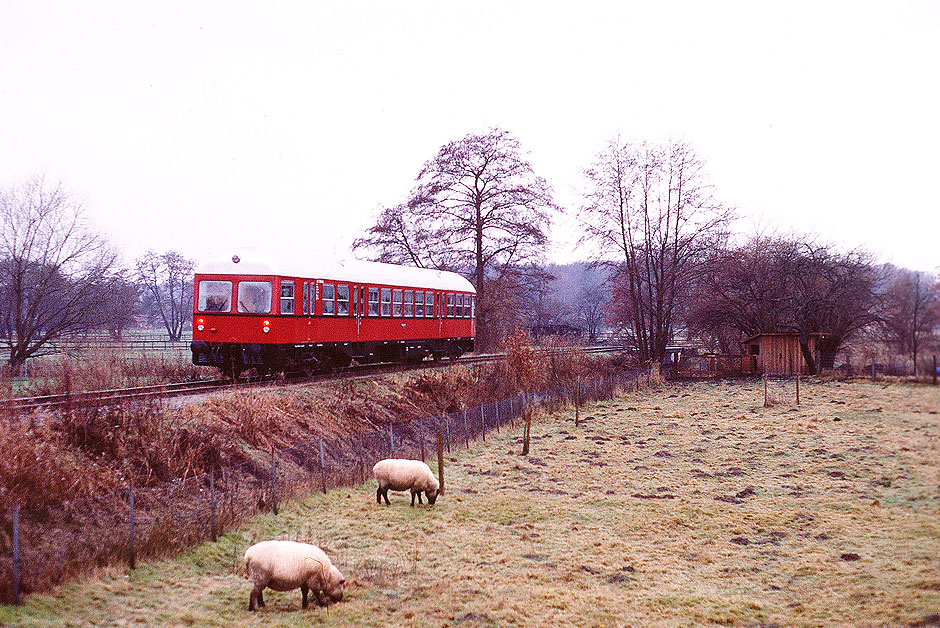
[190,254,476,378]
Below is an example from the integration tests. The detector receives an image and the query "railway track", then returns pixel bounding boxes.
[3,345,626,413]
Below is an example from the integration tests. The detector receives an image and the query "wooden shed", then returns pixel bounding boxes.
[741,333,818,376]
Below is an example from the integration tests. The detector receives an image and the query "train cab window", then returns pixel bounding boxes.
[280,281,295,314]
[368,287,379,316]
[469,295,475,318]
[415,291,424,317]
[198,280,232,312]
[392,289,403,317]
[447,293,455,317]
[238,281,273,314]
[381,288,392,316]
[323,283,335,315]
[404,290,413,317]
[425,292,435,317]
[337,285,350,316]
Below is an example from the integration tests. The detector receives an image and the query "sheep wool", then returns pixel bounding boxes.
[373,458,440,506]
[243,540,345,611]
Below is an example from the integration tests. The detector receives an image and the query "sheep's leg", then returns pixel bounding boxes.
[416,491,423,504]
[382,488,391,505]
[410,490,416,506]
[258,589,265,608]
[249,584,264,611]
[301,583,309,609]
[376,486,382,504]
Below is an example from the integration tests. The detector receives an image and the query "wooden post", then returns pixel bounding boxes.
[389,424,395,456]
[128,485,137,570]
[796,374,801,405]
[12,505,20,605]
[933,355,937,386]
[319,438,328,494]
[271,447,278,515]
[463,409,469,448]
[575,377,581,427]
[436,430,445,496]
[763,374,769,408]
[420,423,426,461]
[209,470,217,542]
[480,406,486,442]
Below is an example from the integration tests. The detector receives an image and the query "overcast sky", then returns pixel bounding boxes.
[1,1,938,273]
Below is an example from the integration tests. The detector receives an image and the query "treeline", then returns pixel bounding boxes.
[0,176,195,375]
[353,128,940,376]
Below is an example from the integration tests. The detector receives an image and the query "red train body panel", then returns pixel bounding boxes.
[190,255,475,375]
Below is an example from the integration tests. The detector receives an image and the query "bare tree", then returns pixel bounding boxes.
[689,234,880,371]
[577,283,608,343]
[880,267,940,375]
[135,250,194,341]
[579,138,732,375]
[355,127,556,348]
[0,175,118,375]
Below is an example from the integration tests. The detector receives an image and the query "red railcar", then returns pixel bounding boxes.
[190,255,475,377]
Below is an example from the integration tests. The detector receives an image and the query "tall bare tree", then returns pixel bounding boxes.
[880,267,940,375]
[135,250,194,341]
[579,138,732,374]
[355,128,556,348]
[0,175,118,374]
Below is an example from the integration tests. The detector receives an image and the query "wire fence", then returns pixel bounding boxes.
[0,369,646,603]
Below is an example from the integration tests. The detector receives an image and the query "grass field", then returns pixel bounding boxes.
[1,378,938,627]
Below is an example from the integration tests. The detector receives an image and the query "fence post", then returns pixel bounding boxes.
[763,374,769,407]
[463,409,469,448]
[575,377,581,427]
[436,430,445,496]
[319,438,328,494]
[480,406,486,442]
[209,470,217,542]
[12,505,20,605]
[389,424,395,456]
[796,374,801,405]
[934,355,937,386]
[128,485,136,570]
[420,423,426,461]
[271,447,278,515]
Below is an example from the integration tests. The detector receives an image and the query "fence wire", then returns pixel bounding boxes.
[1,369,644,603]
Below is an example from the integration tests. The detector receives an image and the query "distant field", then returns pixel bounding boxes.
[1,378,938,627]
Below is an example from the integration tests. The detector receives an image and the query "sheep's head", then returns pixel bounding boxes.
[425,487,439,505]
[323,565,345,604]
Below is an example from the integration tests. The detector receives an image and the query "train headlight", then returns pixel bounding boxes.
[196,318,205,332]
[263,320,270,333]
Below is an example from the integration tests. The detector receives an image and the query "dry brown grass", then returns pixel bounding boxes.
[2,378,937,627]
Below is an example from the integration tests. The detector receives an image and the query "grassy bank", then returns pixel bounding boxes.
[1,378,938,627]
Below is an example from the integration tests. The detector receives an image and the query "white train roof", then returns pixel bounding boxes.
[196,252,475,293]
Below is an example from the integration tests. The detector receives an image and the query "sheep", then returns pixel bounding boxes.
[373,458,440,506]
[243,540,345,611]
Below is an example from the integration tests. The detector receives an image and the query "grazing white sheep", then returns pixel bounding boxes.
[243,540,345,611]
[373,458,440,506]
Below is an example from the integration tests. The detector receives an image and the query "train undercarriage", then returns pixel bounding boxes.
[190,338,474,379]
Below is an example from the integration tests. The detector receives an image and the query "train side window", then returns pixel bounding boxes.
[469,295,475,318]
[198,280,232,312]
[425,292,434,317]
[238,281,273,314]
[404,290,413,317]
[456,294,464,317]
[447,293,455,317]
[323,283,335,315]
[302,282,309,315]
[414,291,424,317]
[392,289,403,317]
[368,287,379,316]
[381,288,392,316]
[280,281,295,314]
[337,285,350,316]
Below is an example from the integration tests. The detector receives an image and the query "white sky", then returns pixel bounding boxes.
[1,1,938,273]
